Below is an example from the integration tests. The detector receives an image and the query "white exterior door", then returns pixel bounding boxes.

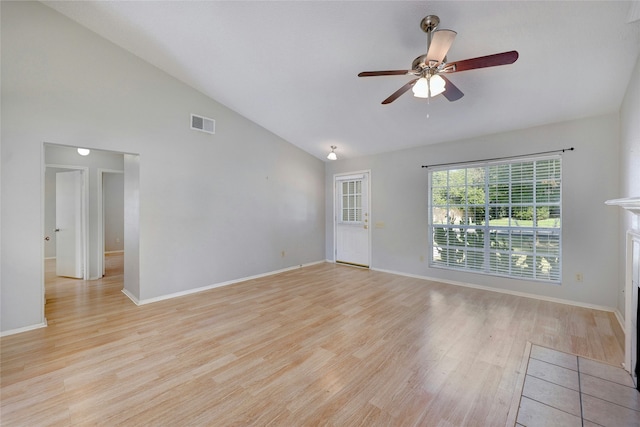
[56,170,84,278]
[335,172,370,267]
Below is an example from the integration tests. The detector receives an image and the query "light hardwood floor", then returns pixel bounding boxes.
[1,254,625,426]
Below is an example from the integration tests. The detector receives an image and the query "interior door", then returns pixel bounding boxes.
[335,172,370,267]
[56,170,84,278]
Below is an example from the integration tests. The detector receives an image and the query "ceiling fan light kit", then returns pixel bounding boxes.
[327,146,338,160]
[358,14,519,104]
[412,74,446,98]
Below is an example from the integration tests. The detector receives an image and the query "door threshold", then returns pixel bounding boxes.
[336,261,369,269]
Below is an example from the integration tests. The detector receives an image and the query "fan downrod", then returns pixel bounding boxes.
[420,15,440,33]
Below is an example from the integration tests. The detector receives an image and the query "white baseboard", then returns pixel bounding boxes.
[121,288,141,306]
[105,250,124,255]
[1,319,48,337]
[614,309,625,334]
[130,260,326,306]
[371,267,619,314]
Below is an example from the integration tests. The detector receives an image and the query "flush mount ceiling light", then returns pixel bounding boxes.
[77,148,91,156]
[327,146,337,160]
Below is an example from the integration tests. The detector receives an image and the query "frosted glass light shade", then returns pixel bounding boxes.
[77,148,91,156]
[429,74,446,96]
[412,78,430,98]
[327,146,337,160]
[412,75,446,98]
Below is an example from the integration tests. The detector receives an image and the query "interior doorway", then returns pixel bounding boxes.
[98,170,125,278]
[42,143,140,319]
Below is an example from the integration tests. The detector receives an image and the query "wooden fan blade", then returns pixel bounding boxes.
[446,50,518,73]
[440,76,464,102]
[425,29,457,65]
[382,79,418,104]
[358,70,412,77]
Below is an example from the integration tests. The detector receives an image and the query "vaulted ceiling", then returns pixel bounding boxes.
[44,1,640,160]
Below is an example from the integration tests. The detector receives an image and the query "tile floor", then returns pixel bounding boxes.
[515,344,640,426]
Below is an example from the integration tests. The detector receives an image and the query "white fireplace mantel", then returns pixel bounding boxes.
[606,196,640,385]
[606,197,640,215]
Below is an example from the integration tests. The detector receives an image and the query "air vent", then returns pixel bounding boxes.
[191,114,215,134]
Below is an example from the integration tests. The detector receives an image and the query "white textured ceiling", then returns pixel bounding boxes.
[43,1,640,161]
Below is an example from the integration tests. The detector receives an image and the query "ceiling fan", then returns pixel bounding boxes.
[358,15,519,104]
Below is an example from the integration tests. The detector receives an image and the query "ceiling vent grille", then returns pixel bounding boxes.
[191,114,215,134]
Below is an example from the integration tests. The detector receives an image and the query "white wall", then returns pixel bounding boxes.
[1,2,325,333]
[326,114,621,309]
[618,55,640,316]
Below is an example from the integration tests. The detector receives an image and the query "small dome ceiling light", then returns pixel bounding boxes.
[327,146,337,160]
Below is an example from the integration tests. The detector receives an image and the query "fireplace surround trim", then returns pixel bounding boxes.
[606,196,640,387]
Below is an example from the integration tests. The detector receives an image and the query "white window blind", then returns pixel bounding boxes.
[429,156,562,283]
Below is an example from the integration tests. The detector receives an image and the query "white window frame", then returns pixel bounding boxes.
[336,174,365,225]
[338,179,363,224]
[428,155,562,283]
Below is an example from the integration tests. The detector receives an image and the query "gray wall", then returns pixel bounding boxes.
[1,2,325,333]
[325,114,622,310]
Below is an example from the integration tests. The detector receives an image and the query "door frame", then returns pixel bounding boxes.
[97,169,124,277]
[40,143,141,328]
[332,170,372,267]
[44,163,90,281]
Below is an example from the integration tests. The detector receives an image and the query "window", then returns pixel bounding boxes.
[340,179,363,223]
[429,157,561,283]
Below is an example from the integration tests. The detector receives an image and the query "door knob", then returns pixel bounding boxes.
[44,236,50,241]
[364,225,368,229]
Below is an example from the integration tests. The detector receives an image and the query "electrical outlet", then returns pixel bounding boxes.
[576,273,583,282]
[420,255,424,262]
[281,250,285,258]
